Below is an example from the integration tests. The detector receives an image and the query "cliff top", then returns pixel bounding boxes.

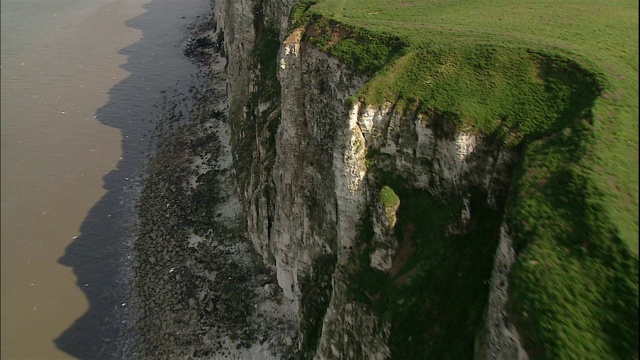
[292,1,638,358]
[299,0,638,253]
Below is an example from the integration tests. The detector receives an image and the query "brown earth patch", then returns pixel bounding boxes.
[327,23,351,47]
[283,28,303,46]
[304,19,351,49]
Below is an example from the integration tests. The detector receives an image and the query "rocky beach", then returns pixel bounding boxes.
[126,16,298,359]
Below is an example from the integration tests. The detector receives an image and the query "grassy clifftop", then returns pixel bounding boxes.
[306,0,638,248]
[291,0,638,358]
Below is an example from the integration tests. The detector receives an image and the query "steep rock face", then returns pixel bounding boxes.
[355,102,513,206]
[214,0,526,357]
[215,0,297,277]
[474,224,529,360]
[313,101,519,359]
[272,34,369,301]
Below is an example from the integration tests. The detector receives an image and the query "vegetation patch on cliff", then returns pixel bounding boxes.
[351,175,502,359]
[379,185,399,208]
[293,0,638,358]
[379,185,400,226]
[506,126,639,358]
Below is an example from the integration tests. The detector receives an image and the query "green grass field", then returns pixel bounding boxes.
[290,0,638,358]
[306,0,638,250]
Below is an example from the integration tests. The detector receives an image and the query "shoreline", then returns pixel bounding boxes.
[127,17,299,359]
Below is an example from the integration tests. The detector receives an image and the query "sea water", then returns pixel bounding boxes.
[1,0,209,357]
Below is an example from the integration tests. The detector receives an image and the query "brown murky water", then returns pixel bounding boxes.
[1,0,209,358]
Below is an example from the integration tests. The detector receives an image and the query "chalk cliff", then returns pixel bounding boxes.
[212,0,527,358]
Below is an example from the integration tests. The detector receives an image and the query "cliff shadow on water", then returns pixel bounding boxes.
[54,0,210,358]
